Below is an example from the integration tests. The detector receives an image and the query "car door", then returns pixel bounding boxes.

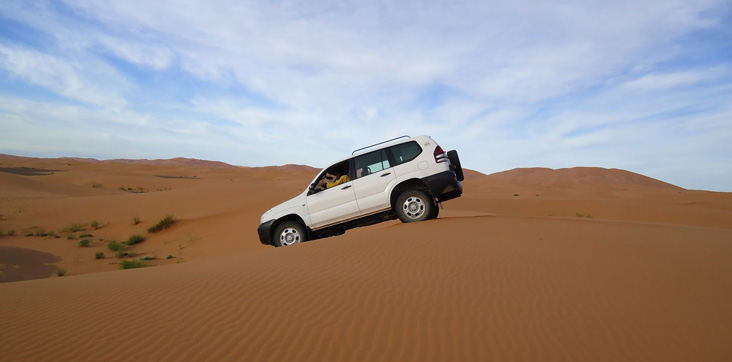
[306,161,360,229]
[352,149,396,214]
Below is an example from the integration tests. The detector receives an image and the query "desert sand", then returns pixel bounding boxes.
[1,154,731,362]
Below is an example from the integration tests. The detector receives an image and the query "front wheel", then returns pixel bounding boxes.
[273,221,307,247]
[395,190,434,223]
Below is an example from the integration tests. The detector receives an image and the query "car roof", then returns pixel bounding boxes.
[351,135,430,157]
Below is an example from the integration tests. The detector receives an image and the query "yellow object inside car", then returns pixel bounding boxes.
[326,175,350,189]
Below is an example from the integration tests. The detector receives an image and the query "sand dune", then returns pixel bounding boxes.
[486,167,682,189]
[1,155,731,362]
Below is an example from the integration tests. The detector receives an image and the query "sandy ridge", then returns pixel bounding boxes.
[1,217,731,362]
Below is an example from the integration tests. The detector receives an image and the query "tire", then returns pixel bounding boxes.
[395,190,434,223]
[447,150,464,181]
[427,202,440,220]
[273,221,307,247]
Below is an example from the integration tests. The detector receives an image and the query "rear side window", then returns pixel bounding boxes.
[354,149,390,178]
[389,141,422,166]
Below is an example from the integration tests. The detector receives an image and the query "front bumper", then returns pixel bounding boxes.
[257,219,275,245]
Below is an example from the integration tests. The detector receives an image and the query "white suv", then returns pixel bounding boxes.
[258,135,464,246]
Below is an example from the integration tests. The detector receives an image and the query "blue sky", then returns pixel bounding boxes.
[1,0,730,191]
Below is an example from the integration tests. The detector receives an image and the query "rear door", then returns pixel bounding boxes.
[352,149,396,214]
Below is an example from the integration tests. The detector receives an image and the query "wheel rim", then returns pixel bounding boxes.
[402,196,426,220]
[279,227,302,246]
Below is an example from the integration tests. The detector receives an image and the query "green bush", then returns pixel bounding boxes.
[68,223,85,232]
[147,215,177,233]
[127,234,145,245]
[121,260,146,269]
[108,241,127,252]
[78,239,91,247]
[95,252,105,259]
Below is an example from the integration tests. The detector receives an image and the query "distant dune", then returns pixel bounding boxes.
[1,153,731,362]
[486,166,683,189]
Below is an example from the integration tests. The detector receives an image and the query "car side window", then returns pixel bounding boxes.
[310,160,351,194]
[354,150,390,179]
[388,141,422,166]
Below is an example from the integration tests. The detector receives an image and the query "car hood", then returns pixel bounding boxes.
[260,190,308,224]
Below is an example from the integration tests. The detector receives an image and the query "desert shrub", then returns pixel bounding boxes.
[147,215,177,233]
[108,241,127,252]
[127,234,145,245]
[91,220,100,230]
[166,255,175,260]
[132,216,141,225]
[57,268,67,276]
[95,252,105,259]
[139,255,157,261]
[79,233,93,238]
[68,223,85,232]
[35,229,49,237]
[78,239,91,247]
[121,260,145,269]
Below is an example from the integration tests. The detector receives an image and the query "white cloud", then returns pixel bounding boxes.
[0,0,730,190]
[0,45,128,108]
[621,68,724,92]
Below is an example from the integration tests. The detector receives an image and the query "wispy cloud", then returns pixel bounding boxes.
[0,0,730,190]
[0,45,129,108]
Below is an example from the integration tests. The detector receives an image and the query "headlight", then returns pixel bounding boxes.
[260,209,272,223]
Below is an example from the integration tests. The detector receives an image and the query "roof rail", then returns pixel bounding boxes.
[352,135,410,155]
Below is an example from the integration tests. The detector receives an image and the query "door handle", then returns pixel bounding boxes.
[341,185,352,190]
[380,172,392,177]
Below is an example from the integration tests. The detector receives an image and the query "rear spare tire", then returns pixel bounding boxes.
[447,150,464,181]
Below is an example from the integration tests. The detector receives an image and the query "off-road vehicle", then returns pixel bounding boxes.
[258,135,463,246]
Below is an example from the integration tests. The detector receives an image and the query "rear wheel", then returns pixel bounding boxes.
[427,202,440,220]
[273,221,307,247]
[395,190,434,223]
[447,150,464,181]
